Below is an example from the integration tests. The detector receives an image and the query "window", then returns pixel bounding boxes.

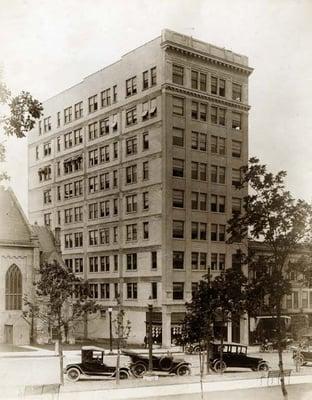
[126,107,137,126]
[143,70,149,89]
[88,95,98,113]
[172,96,184,116]
[89,257,99,272]
[38,165,52,181]
[126,76,137,97]
[151,251,157,269]
[232,141,242,158]
[64,234,73,249]
[126,224,137,241]
[219,79,226,96]
[35,145,39,160]
[43,117,51,132]
[172,282,184,300]
[74,128,83,145]
[74,180,83,196]
[74,258,83,274]
[211,224,226,241]
[101,88,111,107]
[302,291,309,308]
[172,158,184,177]
[191,102,207,121]
[64,208,73,223]
[113,226,118,243]
[43,142,51,156]
[211,77,226,97]
[89,202,98,219]
[173,251,184,269]
[151,67,157,86]
[100,173,110,190]
[89,149,98,167]
[142,132,149,150]
[172,127,184,147]
[200,73,207,91]
[191,222,207,240]
[43,189,51,204]
[232,168,241,186]
[64,106,72,124]
[232,83,242,101]
[211,76,217,95]
[43,213,51,226]
[126,165,137,184]
[151,282,157,300]
[100,283,110,299]
[232,112,242,130]
[100,145,110,163]
[191,252,207,270]
[99,200,110,217]
[88,122,98,141]
[113,85,118,103]
[143,161,149,180]
[113,170,117,187]
[126,283,138,299]
[57,112,61,127]
[191,162,207,181]
[191,192,207,211]
[143,221,149,239]
[172,65,184,85]
[211,106,226,126]
[89,283,99,299]
[211,136,226,155]
[191,70,198,89]
[112,114,118,131]
[126,137,137,155]
[191,132,207,151]
[89,176,98,193]
[100,118,110,136]
[211,195,226,213]
[143,192,149,210]
[113,142,118,159]
[39,120,42,135]
[74,206,83,222]
[89,230,98,246]
[192,282,199,297]
[172,220,184,239]
[126,253,137,270]
[5,264,22,310]
[100,228,110,245]
[74,232,83,247]
[172,190,184,208]
[232,197,242,214]
[211,165,226,184]
[114,255,118,271]
[113,198,118,215]
[74,102,83,119]
[211,253,225,271]
[126,194,137,213]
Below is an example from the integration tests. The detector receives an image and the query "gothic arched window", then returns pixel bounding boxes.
[5,264,22,310]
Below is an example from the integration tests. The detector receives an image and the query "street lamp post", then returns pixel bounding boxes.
[108,307,113,354]
[148,303,153,374]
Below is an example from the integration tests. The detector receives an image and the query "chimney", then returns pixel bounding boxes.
[54,227,61,253]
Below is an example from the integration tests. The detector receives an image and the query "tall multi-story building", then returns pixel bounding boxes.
[28,29,253,346]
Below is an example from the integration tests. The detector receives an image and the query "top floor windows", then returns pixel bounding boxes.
[126,76,137,97]
[88,95,98,113]
[64,107,72,124]
[101,89,111,108]
[74,102,83,119]
[232,83,242,102]
[113,85,118,103]
[172,65,184,85]
[151,67,157,86]
[143,67,157,90]
[143,71,149,90]
[43,117,51,133]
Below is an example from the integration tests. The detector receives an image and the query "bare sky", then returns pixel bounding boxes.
[1,0,311,213]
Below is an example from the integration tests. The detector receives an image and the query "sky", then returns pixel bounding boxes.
[0,0,311,214]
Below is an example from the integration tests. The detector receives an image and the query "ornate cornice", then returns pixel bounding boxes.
[162,42,253,76]
[163,83,251,112]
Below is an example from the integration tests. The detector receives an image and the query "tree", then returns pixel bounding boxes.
[0,74,43,182]
[228,157,312,399]
[25,260,102,384]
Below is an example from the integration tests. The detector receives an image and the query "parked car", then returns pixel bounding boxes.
[65,346,130,382]
[210,342,269,372]
[260,338,293,352]
[185,342,204,354]
[293,344,312,366]
[122,350,191,377]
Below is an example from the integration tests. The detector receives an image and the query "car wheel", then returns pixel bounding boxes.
[119,370,129,380]
[66,367,81,382]
[258,362,269,372]
[176,364,191,376]
[131,362,147,378]
[185,345,193,354]
[193,345,201,355]
[213,360,226,373]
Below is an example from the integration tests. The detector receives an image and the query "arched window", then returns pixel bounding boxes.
[5,264,22,310]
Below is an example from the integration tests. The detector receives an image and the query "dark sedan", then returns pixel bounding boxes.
[65,346,130,381]
[122,350,191,377]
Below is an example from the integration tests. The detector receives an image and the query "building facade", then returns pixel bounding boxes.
[28,30,253,346]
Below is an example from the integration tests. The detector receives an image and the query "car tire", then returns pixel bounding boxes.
[66,367,81,382]
[119,370,129,380]
[131,362,147,378]
[176,364,191,376]
[257,362,269,372]
[213,360,226,373]
[193,345,201,355]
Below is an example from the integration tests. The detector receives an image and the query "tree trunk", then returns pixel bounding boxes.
[58,320,64,385]
[219,319,224,374]
[205,332,211,374]
[199,350,204,400]
[276,303,288,399]
[83,311,88,340]
[116,338,120,385]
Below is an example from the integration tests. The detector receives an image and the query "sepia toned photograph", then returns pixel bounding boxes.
[0,1,312,399]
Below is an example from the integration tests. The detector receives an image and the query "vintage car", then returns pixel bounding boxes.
[65,346,130,382]
[122,350,191,377]
[293,345,312,366]
[210,343,269,372]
